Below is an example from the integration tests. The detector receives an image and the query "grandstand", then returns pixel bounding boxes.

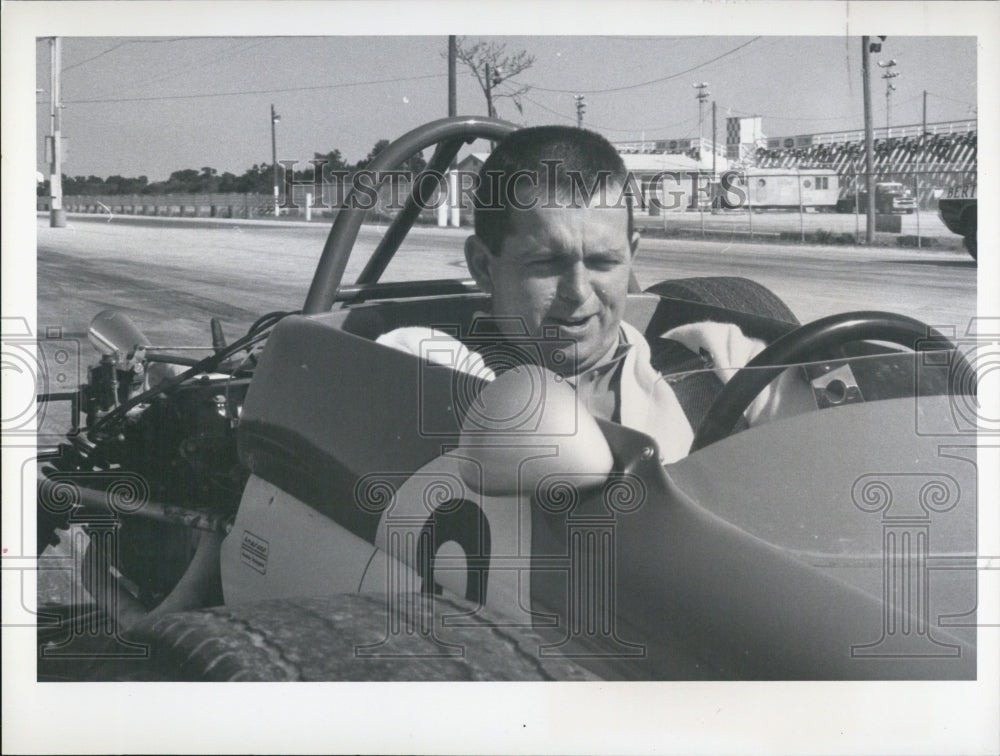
[753,121,976,208]
[614,119,976,209]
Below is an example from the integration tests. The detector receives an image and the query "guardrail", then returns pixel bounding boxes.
[44,193,277,219]
[39,184,439,223]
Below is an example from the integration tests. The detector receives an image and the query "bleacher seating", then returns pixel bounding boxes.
[753,129,976,206]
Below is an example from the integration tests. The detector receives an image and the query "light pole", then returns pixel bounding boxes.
[877,60,899,137]
[49,37,66,227]
[270,104,280,217]
[448,35,456,118]
[484,64,503,149]
[693,82,710,157]
[574,94,586,128]
[862,37,876,244]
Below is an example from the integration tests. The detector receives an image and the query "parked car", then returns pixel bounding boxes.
[938,183,977,260]
[837,181,917,214]
[37,117,978,682]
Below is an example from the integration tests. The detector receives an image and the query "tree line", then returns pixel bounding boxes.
[41,38,538,199]
[38,37,535,197]
[39,139,426,197]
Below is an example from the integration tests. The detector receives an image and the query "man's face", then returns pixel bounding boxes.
[466,194,638,374]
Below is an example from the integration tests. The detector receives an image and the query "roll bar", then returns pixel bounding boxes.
[303,116,517,314]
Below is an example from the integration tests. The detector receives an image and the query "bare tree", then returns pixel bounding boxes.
[453,37,535,118]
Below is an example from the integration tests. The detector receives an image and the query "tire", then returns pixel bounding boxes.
[85,594,598,681]
[645,276,799,327]
[643,277,800,430]
[961,206,977,261]
[964,232,977,261]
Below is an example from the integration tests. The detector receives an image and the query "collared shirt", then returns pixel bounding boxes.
[469,312,634,423]
[376,315,697,462]
[376,315,800,464]
[563,333,633,423]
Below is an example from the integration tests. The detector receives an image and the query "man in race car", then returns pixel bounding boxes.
[127,127,808,629]
[378,125,811,463]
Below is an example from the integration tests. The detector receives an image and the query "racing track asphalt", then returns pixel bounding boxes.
[34,213,978,353]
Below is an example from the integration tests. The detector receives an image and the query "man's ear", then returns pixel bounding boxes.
[464,235,495,294]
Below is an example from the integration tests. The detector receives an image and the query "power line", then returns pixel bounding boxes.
[105,39,270,94]
[612,114,700,136]
[60,37,224,73]
[518,91,697,135]
[515,90,576,121]
[722,93,925,132]
[124,37,225,43]
[61,41,131,72]
[601,36,716,42]
[521,37,761,94]
[727,107,866,123]
[61,72,448,104]
[925,90,976,108]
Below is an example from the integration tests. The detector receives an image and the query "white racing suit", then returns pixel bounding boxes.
[376,319,814,463]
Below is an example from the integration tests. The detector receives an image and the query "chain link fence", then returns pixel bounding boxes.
[44,165,975,250]
[643,168,975,248]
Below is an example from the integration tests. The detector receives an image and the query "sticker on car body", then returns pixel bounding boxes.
[240,530,269,574]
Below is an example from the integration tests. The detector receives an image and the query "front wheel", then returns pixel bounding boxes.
[84,594,597,681]
[964,231,977,260]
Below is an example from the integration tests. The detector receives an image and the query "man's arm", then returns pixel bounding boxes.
[374,326,496,381]
[662,321,815,426]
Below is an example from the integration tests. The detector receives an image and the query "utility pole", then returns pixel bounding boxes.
[446,36,458,228]
[711,100,717,179]
[484,63,494,118]
[878,59,899,136]
[49,37,66,228]
[862,37,876,244]
[885,78,895,134]
[574,94,586,128]
[693,82,710,149]
[922,89,928,135]
[484,62,503,150]
[448,35,457,118]
[270,104,280,217]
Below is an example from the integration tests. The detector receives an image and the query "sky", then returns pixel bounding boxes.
[35,34,977,182]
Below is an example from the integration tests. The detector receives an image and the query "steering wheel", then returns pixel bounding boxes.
[689,310,975,453]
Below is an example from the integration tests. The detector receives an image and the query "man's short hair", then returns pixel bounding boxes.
[473,125,634,255]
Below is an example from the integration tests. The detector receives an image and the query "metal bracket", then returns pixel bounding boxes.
[810,362,864,408]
